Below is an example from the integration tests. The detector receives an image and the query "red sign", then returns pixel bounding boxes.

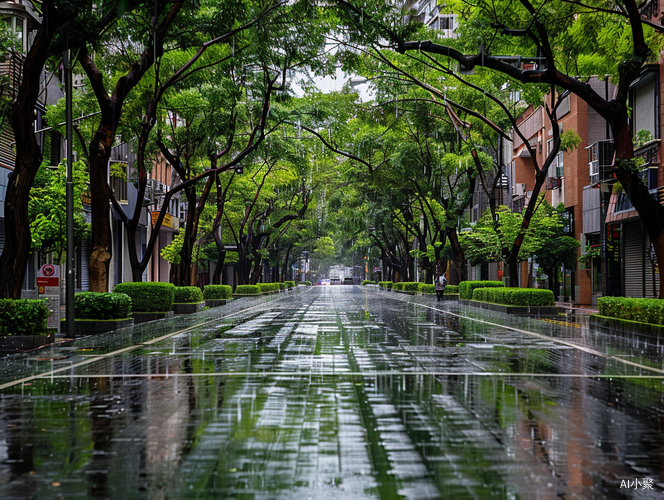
[36,277,59,287]
[42,264,56,276]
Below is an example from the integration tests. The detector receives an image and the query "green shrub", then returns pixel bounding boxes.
[419,284,435,294]
[113,282,175,312]
[279,282,286,290]
[174,286,203,304]
[459,280,504,300]
[258,283,280,293]
[235,284,261,295]
[401,282,420,292]
[362,280,372,285]
[472,287,555,306]
[75,292,131,320]
[203,285,233,300]
[444,285,459,295]
[598,296,664,325]
[284,281,295,289]
[300,281,312,286]
[378,281,393,289]
[392,282,403,290]
[0,299,49,335]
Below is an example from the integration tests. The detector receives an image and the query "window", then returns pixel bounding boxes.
[556,151,564,177]
[1,16,25,50]
[439,16,453,30]
[547,137,564,177]
[631,76,657,139]
[615,192,633,212]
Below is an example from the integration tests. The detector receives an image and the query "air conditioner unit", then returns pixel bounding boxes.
[513,183,526,196]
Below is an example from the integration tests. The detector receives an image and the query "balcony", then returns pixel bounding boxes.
[0,50,23,102]
[546,176,562,190]
[634,139,659,167]
[587,140,614,185]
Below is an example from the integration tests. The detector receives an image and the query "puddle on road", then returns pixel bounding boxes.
[0,287,663,499]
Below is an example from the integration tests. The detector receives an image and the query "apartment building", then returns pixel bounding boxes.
[407,0,457,38]
[511,66,664,304]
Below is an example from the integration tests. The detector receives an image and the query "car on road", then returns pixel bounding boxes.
[319,279,331,286]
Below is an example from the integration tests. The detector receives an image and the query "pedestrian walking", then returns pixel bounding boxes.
[435,274,446,302]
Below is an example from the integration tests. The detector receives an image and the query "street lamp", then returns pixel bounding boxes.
[349,76,368,87]
[62,43,75,337]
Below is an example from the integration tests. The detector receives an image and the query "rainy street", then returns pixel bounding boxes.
[1,286,663,499]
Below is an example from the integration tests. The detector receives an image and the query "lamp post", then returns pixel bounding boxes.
[63,44,75,337]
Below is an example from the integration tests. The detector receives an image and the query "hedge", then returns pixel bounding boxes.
[378,281,393,289]
[459,280,504,300]
[235,284,261,295]
[361,280,373,285]
[0,299,49,335]
[75,292,132,320]
[203,285,233,300]
[174,286,204,304]
[284,281,295,289]
[258,283,280,293]
[598,296,664,325]
[419,284,458,294]
[393,282,403,291]
[400,282,420,292]
[113,282,175,312]
[279,282,286,290]
[472,287,555,306]
[300,281,312,286]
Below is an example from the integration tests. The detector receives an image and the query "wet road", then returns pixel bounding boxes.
[1,286,663,499]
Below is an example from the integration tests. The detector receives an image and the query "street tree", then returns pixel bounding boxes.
[337,0,664,293]
[28,160,90,263]
[0,0,154,298]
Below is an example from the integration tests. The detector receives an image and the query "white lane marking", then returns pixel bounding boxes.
[0,290,313,391]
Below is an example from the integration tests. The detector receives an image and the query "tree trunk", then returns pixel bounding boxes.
[506,254,519,288]
[88,133,114,291]
[212,250,226,284]
[447,230,466,283]
[178,187,197,286]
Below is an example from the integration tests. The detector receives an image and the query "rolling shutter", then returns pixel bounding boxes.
[623,222,642,297]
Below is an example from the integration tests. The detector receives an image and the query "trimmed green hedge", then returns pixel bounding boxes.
[419,284,435,294]
[598,296,664,325]
[400,282,420,292]
[472,287,555,306]
[459,280,504,300]
[444,285,459,295]
[279,282,286,290]
[361,280,372,285]
[300,281,312,286]
[378,281,393,289]
[0,299,49,335]
[174,286,203,304]
[393,282,403,291]
[113,282,175,312]
[258,283,280,293]
[284,281,295,289]
[203,285,233,300]
[75,292,132,320]
[235,284,261,295]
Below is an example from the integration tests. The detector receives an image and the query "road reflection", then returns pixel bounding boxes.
[0,286,662,498]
